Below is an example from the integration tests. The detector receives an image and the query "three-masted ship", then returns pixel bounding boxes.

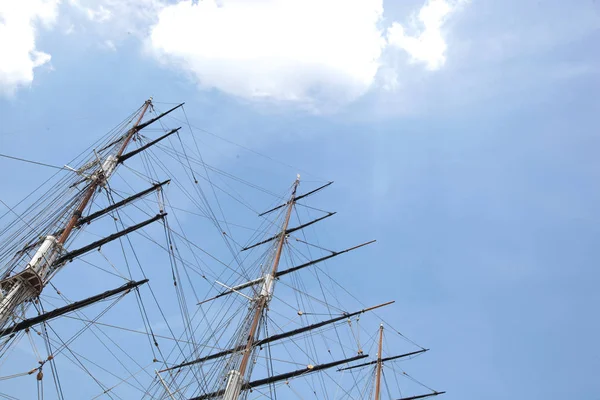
[0,99,443,399]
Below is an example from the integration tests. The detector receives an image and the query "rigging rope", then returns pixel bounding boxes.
[0,153,66,170]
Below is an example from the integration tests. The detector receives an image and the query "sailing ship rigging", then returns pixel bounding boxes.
[337,324,445,400]
[0,98,443,399]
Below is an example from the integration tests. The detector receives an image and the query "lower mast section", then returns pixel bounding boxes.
[374,323,384,400]
[0,236,62,328]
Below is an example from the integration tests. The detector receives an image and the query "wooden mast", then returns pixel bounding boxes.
[237,176,300,378]
[0,99,153,330]
[57,99,152,245]
[221,176,301,400]
[374,323,384,400]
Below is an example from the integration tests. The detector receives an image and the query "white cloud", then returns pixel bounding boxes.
[64,23,75,35]
[68,0,164,38]
[85,5,111,23]
[387,0,461,70]
[148,0,463,106]
[102,39,116,51]
[0,0,465,104]
[149,0,386,105]
[0,0,59,96]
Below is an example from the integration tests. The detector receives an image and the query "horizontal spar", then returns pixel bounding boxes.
[135,103,184,131]
[77,180,170,226]
[197,240,376,306]
[337,348,428,371]
[189,354,369,400]
[258,181,333,217]
[119,128,181,163]
[396,392,446,400]
[0,279,148,338]
[98,103,184,152]
[54,213,167,265]
[161,301,393,373]
[241,212,336,251]
[276,239,376,278]
[197,277,263,305]
[254,301,394,348]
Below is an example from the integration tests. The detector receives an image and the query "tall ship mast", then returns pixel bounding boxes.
[0,99,443,399]
[339,324,445,400]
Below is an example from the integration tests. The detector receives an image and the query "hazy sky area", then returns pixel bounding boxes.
[1,0,600,399]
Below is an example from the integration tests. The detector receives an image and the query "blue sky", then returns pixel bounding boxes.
[1,0,599,399]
